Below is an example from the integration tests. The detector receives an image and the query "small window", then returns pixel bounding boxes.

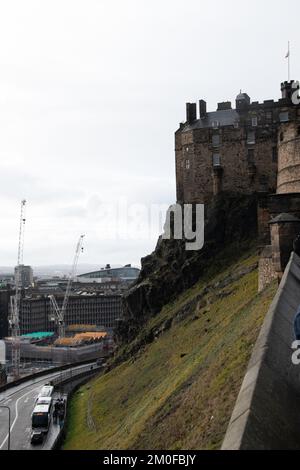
[212,134,220,147]
[252,117,258,127]
[212,154,221,167]
[247,149,254,163]
[266,111,273,123]
[297,126,300,136]
[279,112,289,123]
[247,130,256,145]
[272,147,278,163]
[280,132,284,142]
[185,159,190,170]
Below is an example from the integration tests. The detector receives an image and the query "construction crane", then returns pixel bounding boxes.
[9,199,27,379]
[49,234,85,338]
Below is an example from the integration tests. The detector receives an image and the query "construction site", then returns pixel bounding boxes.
[4,325,114,373]
[3,200,119,380]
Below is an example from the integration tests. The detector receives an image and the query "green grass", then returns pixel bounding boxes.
[63,247,277,450]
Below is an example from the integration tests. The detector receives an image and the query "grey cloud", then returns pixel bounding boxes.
[0,0,299,265]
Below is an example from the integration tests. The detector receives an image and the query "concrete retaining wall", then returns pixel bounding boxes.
[222,251,300,449]
[0,358,97,394]
[52,371,100,450]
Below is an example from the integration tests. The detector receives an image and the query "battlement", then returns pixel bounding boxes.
[281,80,299,100]
[176,81,300,205]
[182,82,298,128]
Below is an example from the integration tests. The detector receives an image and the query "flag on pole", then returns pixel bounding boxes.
[285,41,291,81]
[285,41,290,58]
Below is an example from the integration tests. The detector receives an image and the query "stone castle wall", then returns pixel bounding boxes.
[258,245,278,292]
[176,125,277,204]
[175,82,300,206]
[277,120,300,193]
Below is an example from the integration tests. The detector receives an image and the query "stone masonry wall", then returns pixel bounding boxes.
[258,245,278,292]
[277,120,300,193]
[176,122,278,204]
[222,252,300,449]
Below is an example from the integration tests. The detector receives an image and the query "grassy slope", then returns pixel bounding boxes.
[64,246,277,450]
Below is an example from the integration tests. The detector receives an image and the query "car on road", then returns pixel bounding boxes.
[30,430,44,445]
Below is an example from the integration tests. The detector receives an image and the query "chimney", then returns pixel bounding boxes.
[199,100,207,119]
[186,103,197,124]
[217,101,232,111]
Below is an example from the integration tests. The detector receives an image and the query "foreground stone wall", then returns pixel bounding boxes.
[258,245,278,292]
[222,251,300,449]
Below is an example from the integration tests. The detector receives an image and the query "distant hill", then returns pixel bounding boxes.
[33,264,108,276]
[0,264,123,277]
[0,267,14,274]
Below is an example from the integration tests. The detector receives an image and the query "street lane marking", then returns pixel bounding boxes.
[0,385,40,450]
[0,363,97,450]
[3,399,12,405]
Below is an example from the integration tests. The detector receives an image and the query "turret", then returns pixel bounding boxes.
[236,92,251,111]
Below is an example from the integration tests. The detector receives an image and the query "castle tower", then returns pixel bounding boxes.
[277,121,300,194]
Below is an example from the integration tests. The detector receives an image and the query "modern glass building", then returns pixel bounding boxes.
[77,264,140,282]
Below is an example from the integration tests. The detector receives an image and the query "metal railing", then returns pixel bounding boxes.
[51,364,100,387]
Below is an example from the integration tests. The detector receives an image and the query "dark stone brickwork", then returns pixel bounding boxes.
[175,81,300,205]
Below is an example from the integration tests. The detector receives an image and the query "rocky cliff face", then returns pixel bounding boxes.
[117,193,258,344]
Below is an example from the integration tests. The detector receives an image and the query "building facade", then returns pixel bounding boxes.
[78,264,140,283]
[15,265,33,288]
[0,288,12,339]
[175,81,300,204]
[18,294,123,334]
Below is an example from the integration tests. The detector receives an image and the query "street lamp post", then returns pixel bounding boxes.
[0,405,11,450]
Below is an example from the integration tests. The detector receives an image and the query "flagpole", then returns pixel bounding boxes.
[288,41,290,81]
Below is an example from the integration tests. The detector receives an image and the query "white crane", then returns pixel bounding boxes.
[9,199,27,378]
[49,234,85,338]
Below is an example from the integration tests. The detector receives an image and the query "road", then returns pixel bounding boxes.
[0,362,97,450]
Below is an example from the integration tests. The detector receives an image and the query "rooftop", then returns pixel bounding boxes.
[183,109,239,131]
[21,331,54,339]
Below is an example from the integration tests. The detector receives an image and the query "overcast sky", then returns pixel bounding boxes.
[0,0,299,268]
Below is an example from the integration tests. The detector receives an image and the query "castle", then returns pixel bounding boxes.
[175,80,300,290]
